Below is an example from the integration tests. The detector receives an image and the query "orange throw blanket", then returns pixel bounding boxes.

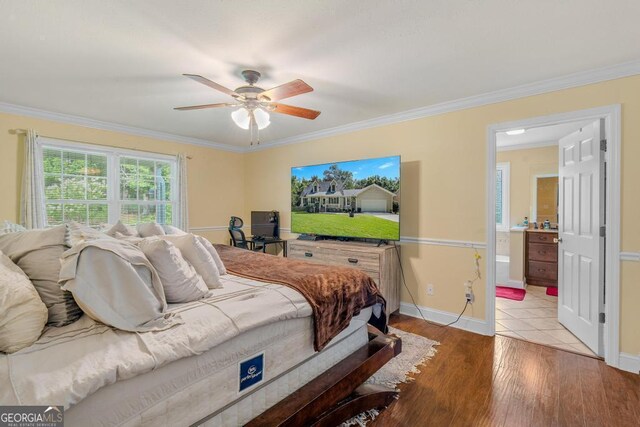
[214,244,385,351]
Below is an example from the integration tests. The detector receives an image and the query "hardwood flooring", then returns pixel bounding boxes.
[371,314,640,427]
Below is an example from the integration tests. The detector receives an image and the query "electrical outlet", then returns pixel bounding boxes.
[465,289,475,304]
[464,281,474,303]
[427,284,434,296]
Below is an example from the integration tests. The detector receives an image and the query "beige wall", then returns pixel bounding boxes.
[0,111,244,244]
[497,145,558,228]
[2,74,639,356]
[245,75,640,355]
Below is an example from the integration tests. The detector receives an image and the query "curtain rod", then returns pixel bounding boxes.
[10,129,193,159]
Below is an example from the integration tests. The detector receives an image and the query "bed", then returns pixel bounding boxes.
[0,243,401,426]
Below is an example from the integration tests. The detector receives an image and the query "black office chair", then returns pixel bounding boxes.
[228,216,264,252]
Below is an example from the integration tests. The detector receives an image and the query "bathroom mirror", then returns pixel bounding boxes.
[534,175,558,224]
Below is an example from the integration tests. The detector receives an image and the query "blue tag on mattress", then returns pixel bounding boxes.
[239,353,264,392]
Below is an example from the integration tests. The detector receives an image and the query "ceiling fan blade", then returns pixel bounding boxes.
[183,74,241,98]
[173,102,235,111]
[259,79,313,101]
[271,103,321,120]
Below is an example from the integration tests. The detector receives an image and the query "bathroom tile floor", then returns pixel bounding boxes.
[496,285,598,357]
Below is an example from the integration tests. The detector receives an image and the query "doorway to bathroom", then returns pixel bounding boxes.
[486,106,622,368]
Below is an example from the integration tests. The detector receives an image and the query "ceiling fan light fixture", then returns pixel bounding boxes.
[254,108,271,130]
[231,108,250,129]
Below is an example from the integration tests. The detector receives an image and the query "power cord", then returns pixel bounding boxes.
[392,242,475,330]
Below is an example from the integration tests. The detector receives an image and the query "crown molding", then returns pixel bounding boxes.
[3,60,640,154]
[0,101,245,153]
[252,59,640,151]
[497,139,557,152]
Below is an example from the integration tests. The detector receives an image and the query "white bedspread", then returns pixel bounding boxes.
[0,275,312,409]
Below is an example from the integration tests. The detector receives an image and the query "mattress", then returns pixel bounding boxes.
[66,307,372,427]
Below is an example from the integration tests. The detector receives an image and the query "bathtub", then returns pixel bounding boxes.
[496,255,509,285]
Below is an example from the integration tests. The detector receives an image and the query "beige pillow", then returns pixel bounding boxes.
[161,234,222,289]
[105,220,138,238]
[0,225,82,327]
[65,221,113,247]
[113,231,144,244]
[138,238,209,303]
[195,236,227,275]
[0,251,48,353]
[137,222,166,238]
[60,241,181,332]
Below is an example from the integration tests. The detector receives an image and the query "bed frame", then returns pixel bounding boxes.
[245,326,402,427]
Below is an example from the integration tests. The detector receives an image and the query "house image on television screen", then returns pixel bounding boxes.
[299,180,395,213]
[290,156,400,240]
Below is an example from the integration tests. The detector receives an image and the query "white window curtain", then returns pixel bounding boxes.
[175,153,189,231]
[20,130,47,229]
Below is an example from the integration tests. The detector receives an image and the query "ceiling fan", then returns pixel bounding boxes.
[174,70,321,145]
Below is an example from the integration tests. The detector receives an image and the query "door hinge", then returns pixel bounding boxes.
[600,139,607,152]
[599,312,606,324]
[600,226,606,237]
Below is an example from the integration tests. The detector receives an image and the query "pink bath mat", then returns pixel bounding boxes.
[546,287,558,297]
[496,286,526,301]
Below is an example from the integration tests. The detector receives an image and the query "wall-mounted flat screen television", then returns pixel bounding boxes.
[291,155,400,241]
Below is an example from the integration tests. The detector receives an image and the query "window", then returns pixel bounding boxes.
[119,156,174,225]
[329,197,339,204]
[496,162,510,231]
[40,139,178,227]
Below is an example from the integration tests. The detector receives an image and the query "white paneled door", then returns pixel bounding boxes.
[557,120,605,355]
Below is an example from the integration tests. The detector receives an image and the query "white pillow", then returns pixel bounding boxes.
[0,220,26,236]
[0,251,48,353]
[0,225,83,326]
[138,238,209,303]
[161,234,222,289]
[195,236,227,275]
[60,241,182,332]
[162,224,188,235]
[137,222,166,238]
[105,220,138,238]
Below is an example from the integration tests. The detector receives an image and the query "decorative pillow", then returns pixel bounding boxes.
[65,221,113,247]
[0,221,26,236]
[60,240,182,332]
[162,224,188,235]
[161,234,222,289]
[137,222,166,238]
[0,225,82,327]
[138,238,209,303]
[105,220,138,238]
[195,236,227,275]
[113,231,144,244]
[0,251,48,353]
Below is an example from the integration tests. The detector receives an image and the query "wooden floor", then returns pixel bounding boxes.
[371,314,640,427]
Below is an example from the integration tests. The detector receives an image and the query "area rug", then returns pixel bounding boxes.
[496,286,526,301]
[546,287,558,297]
[341,326,439,426]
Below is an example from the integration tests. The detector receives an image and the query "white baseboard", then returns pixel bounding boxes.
[399,302,492,336]
[619,353,640,374]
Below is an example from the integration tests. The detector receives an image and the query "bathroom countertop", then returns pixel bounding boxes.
[526,228,559,233]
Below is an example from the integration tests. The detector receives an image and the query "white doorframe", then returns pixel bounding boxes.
[486,104,621,369]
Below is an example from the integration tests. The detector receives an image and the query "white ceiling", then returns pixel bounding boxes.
[496,120,593,150]
[1,0,640,149]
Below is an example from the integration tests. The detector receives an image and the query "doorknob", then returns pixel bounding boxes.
[553,237,563,243]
